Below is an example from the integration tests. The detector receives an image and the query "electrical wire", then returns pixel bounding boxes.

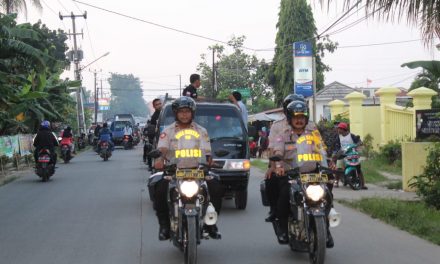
[56,0,69,13]
[41,0,73,47]
[72,0,257,51]
[318,0,363,37]
[344,72,418,86]
[390,74,418,86]
[338,39,422,48]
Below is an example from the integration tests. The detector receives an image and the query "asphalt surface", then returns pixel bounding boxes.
[0,147,438,264]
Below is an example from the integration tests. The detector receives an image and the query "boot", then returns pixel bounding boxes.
[158,217,170,241]
[265,209,276,222]
[277,218,289,244]
[204,224,221,240]
[326,229,334,248]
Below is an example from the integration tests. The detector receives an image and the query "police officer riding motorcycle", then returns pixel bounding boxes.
[268,100,339,264]
[151,96,223,245]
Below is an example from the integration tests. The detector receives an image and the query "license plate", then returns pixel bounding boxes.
[176,169,204,179]
[38,156,50,163]
[300,173,328,183]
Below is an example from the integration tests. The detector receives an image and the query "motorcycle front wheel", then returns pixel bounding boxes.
[348,169,361,190]
[309,215,326,264]
[184,215,197,264]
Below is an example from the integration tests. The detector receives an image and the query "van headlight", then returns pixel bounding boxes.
[305,185,325,201]
[224,160,250,170]
[180,181,199,197]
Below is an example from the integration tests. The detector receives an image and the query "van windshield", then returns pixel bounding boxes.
[111,121,129,131]
[162,106,245,140]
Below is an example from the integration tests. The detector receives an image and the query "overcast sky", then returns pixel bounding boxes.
[18,0,440,103]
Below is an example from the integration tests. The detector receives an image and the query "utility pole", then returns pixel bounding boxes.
[212,49,215,97]
[100,78,103,98]
[91,69,101,124]
[60,11,87,135]
[179,74,182,96]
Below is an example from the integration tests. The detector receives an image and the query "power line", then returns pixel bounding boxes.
[338,39,423,48]
[325,5,384,36]
[344,72,417,86]
[73,0,257,51]
[317,3,366,34]
[255,3,382,52]
[390,74,418,86]
[56,0,69,13]
[317,0,363,37]
[41,0,73,47]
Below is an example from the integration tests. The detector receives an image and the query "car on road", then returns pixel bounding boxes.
[148,101,254,209]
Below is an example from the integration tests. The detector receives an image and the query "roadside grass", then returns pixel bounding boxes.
[386,181,402,190]
[251,159,268,171]
[340,198,440,245]
[365,156,402,175]
[360,159,388,184]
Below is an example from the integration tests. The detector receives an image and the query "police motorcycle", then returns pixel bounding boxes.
[336,144,362,190]
[99,141,112,161]
[35,148,55,182]
[148,149,221,264]
[268,156,341,264]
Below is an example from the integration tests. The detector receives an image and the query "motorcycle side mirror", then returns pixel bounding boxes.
[214,149,230,157]
[148,149,162,159]
[269,155,282,162]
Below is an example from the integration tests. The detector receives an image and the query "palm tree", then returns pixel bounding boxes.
[1,0,42,16]
[320,0,440,44]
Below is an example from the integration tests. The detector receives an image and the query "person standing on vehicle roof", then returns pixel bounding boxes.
[264,94,318,222]
[153,96,222,241]
[182,74,205,100]
[228,91,248,130]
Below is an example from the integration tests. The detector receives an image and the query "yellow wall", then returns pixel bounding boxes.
[385,106,414,142]
[362,106,381,149]
[402,142,430,192]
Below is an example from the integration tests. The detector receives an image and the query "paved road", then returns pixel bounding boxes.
[0,148,438,264]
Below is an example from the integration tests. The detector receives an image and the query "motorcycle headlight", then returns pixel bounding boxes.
[180,181,199,198]
[305,185,325,202]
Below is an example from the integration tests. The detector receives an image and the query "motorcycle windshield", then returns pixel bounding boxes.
[166,128,208,169]
[287,133,328,173]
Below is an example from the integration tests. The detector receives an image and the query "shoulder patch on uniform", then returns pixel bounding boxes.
[160,132,167,139]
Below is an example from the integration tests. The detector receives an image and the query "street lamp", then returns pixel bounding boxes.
[79,52,110,72]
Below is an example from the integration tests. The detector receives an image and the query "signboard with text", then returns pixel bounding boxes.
[416,109,440,139]
[294,41,313,97]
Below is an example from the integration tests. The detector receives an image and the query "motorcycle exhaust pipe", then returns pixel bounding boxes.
[328,208,341,228]
[204,203,218,225]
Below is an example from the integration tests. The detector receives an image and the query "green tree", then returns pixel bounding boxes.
[321,0,440,45]
[402,60,440,108]
[1,0,42,16]
[197,36,275,113]
[107,73,149,118]
[271,0,337,105]
[0,14,78,135]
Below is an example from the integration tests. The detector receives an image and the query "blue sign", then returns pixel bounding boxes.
[294,82,313,98]
[99,106,110,111]
[294,42,313,57]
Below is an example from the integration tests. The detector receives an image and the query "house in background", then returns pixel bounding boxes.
[314,81,410,120]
